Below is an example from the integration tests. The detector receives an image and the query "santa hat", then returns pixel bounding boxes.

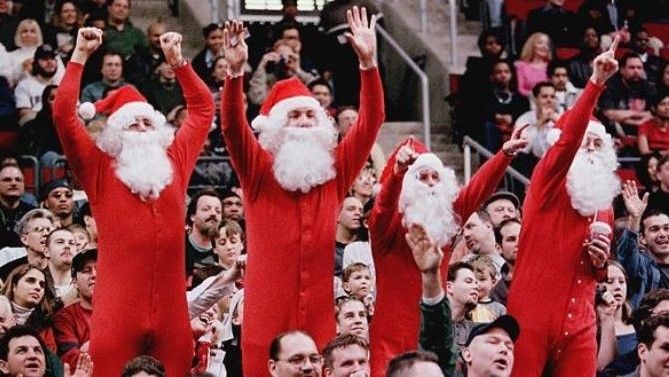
[77,85,166,130]
[379,137,430,184]
[251,77,322,130]
[546,115,609,146]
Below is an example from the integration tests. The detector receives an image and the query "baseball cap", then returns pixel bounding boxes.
[483,191,520,210]
[41,178,72,201]
[34,44,57,60]
[464,315,520,347]
[71,248,98,277]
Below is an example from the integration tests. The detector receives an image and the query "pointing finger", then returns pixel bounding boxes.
[609,32,621,53]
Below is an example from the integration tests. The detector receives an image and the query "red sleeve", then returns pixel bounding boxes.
[168,64,215,183]
[530,81,606,202]
[452,150,513,221]
[369,170,404,254]
[53,309,81,369]
[220,76,269,192]
[638,120,651,136]
[52,62,105,198]
[40,327,57,353]
[336,68,385,199]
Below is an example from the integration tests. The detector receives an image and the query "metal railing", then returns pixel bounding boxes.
[462,136,530,193]
[418,0,458,64]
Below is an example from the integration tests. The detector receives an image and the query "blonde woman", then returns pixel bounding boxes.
[514,32,552,97]
[7,19,43,85]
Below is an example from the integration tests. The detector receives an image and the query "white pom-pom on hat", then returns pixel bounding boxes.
[77,102,96,120]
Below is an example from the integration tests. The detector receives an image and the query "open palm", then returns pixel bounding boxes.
[345,6,377,68]
[223,20,248,75]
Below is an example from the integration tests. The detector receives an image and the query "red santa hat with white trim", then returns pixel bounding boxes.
[251,77,326,131]
[545,114,611,147]
[77,85,166,130]
[379,136,446,185]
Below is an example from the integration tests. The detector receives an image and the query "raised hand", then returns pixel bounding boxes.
[591,32,620,85]
[502,124,530,157]
[393,142,419,175]
[160,32,184,67]
[223,20,248,77]
[64,353,93,377]
[344,6,377,69]
[586,234,610,269]
[405,224,443,273]
[71,27,102,64]
[621,180,649,219]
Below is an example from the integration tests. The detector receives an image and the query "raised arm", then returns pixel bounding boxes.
[52,27,105,195]
[335,7,385,197]
[160,32,215,179]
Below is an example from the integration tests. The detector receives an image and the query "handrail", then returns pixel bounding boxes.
[462,136,530,186]
[375,24,431,149]
[448,0,458,65]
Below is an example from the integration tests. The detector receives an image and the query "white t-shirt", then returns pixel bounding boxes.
[14,74,60,111]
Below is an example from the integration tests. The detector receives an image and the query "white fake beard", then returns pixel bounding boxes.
[399,168,461,247]
[97,126,175,200]
[566,146,620,217]
[260,123,337,193]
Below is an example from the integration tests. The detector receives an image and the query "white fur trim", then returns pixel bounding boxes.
[409,153,443,173]
[546,121,609,147]
[255,95,321,131]
[78,102,96,120]
[251,114,268,130]
[107,101,166,131]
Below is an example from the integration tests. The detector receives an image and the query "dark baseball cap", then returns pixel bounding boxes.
[41,178,72,200]
[71,248,97,277]
[465,315,520,347]
[34,44,57,60]
[483,191,520,209]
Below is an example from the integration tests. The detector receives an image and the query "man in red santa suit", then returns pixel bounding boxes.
[368,130,528,375]
[219,8,384,375]
[52,28,215,376]
[506,36,622,377]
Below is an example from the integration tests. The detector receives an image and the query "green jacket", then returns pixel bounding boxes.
[419,297,458,376]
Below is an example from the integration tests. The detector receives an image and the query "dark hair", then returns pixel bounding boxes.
[490,59,519,92]
[633,289,669,333]
[343,262,370,283]
[46,227,73,246]
[619,52,642,68]
[269,330,312,361]
[307,78,332,93]
[638,313,669,347]
[386,350,439,377]
[202,22,223,38]
[547,59,570,77]
[494,218,521,245]
[641,209,669,234]
[447,261,474,282]
[1,264,54,331]
[657,155,669,173]
[211,219,244,244]
[101,49,123,64]
[531,81,556,98]
[106,0,131,8]
[186,188,221,227]
[336,106,358,119]
[40,84,58,114]
[278,22,300,39]
[637,152,663,188]
[121,355,165,377]
[323,334,369,369]
[0,325,48,361]
[476,30,503,55]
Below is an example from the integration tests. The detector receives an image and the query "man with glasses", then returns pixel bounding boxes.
[268,330,323,377]
[0,162,35,247]
[0,209,54,280]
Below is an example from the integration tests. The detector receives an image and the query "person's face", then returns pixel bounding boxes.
[206,29,224,54]
[213,58,229,82]
[642,214,669,258]
[101,55,123,82]
[551,67,569,91]
[603,265,627,308]
[351,171,374,199]
[639,326,669,377]
[463,213,493,253]
[222,195,243,220]
[0,167,25,201]
[213,227,243,267]
[20,218,53,254]
[533,35,550,59]
[475,270,495,300]
[491,62,512,87]
[648,157,660,184]
[286,108,317,128]
[19,24,39,47]
[46,88,57,108]
[336,300,369,339]
[417,168,441,188]
[268,333,322,377]
[622,57,645,83]
[37,56,57,76]
[157,62,175,80]
[311,84,332,108]
[0,336,46,377]
[337,109,358,136]
[60,2,78,25]
[583,27,600,49]
[282,28,301,51]
[344,269,372,299]
[338,197,363,230]
[549,0,564,7]
[325,344,369,377]
[498,222,521,263]
[47,230,76,268]
[108,0,129,22]
[656,98,669,119]
[45,187,74,217]
[580,132,605,153]
[191,195,222,234]
[12,269,45,308]
[392,361,444,377]
[536,86,557,109]
[663,65,669,87]
[447,268,479,306]
[71,230,89,252]
[0,0,9,15]
[463,328,514,377]
[84,215,97,240]
[74,260,97,300]
[659,161,669,187]
[148,24,166,50]
[634,31,650,53]
[485,199,517,227]
[483,36,502,57]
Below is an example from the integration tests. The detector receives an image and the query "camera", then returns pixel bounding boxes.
[265,57,290,80]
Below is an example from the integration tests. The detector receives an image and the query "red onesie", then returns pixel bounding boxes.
[220,69,384,375]
[368,147,513,376]
[507,81,610,376]
[53,62,214,376]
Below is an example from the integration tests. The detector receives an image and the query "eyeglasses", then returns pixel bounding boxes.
[277,354,323,367]
[29,226,53,234]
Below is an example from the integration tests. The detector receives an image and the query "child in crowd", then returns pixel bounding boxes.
[341,262,375,316]
[470,255,507,322]
[212,219,245,271]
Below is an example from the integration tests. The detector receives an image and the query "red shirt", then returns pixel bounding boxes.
[639,118,669,151]
[53,302,92,368]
